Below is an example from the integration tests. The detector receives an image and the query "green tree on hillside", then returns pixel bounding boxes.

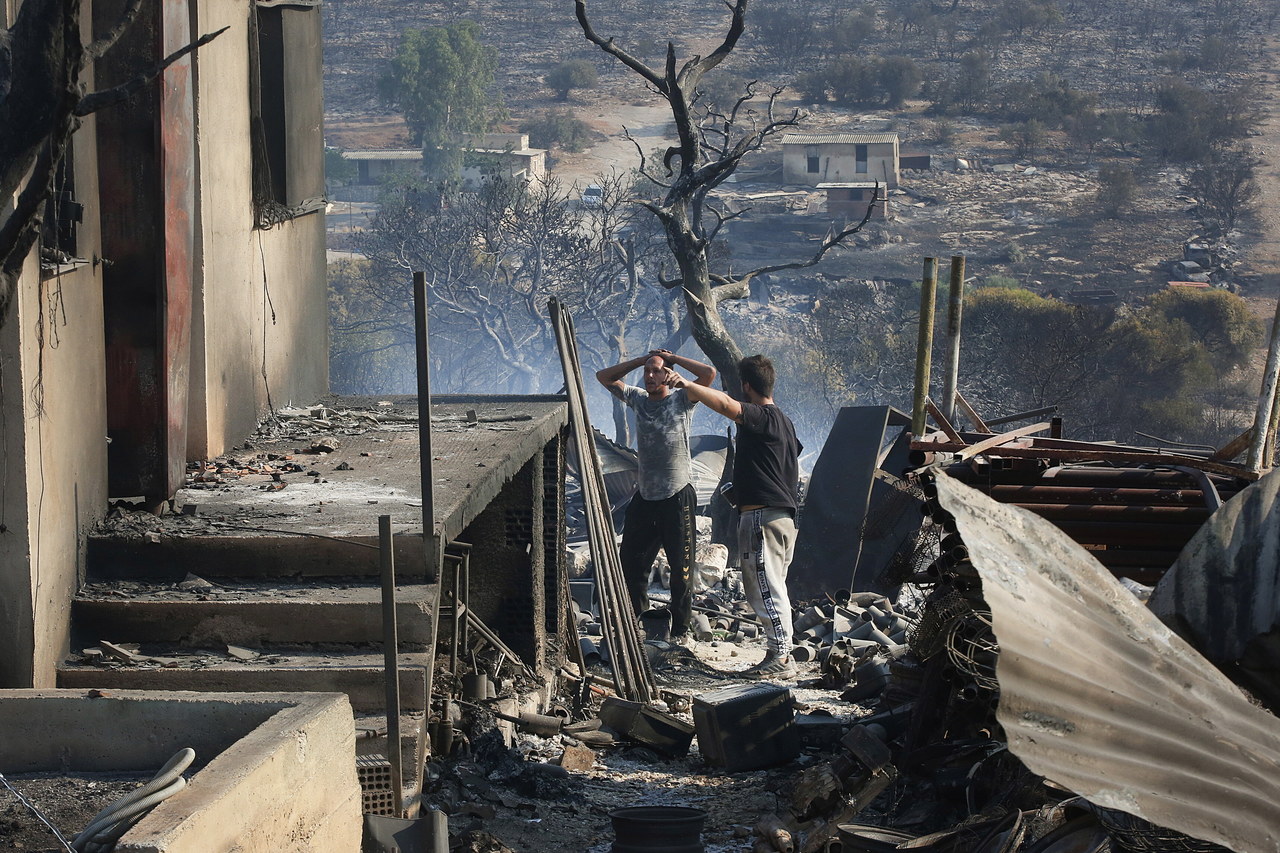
[378,21,503,178]
[546,60,598,100]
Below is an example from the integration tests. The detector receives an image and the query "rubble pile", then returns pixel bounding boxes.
[421,461,1280,853]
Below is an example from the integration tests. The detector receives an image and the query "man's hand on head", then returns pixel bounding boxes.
[663,368,688,389]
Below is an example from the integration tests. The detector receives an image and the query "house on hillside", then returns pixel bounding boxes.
[336,133,548,199]
[1,0,328,688]
[781,131,900,189]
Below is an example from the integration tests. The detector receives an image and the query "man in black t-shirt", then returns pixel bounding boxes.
[665,354,802,678]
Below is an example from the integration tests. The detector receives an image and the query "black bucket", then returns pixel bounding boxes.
[640,608,672,642]
[610,806,707,853]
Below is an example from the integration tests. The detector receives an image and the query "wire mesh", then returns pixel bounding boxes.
[908,585,973,660]
[944,608,1000,692]
[1094,807,1231,853]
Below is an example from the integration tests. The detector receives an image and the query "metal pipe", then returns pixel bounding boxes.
[1014,503,1213,522]
[941,464,1243,491]
[912,257,939,436]
[1266,385,1280,468]
[411,270,438,813]
[450,550,461,683]
[1247,293,1280,471]
[985,485,1219,506]
[1049,520,1205,546]
[984,405,1058,427]
[378,515,404,818]
[412,271,438,577]
[941,256,965,424]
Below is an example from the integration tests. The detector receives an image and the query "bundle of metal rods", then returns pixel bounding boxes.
[551,299,654,703]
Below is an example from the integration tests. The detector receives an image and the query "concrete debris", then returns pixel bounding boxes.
[226,645,259,661]
[177,573,214,591]
[556,744,596,772]
[97,640,139,664]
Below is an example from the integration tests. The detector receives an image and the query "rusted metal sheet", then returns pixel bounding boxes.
[1150,467,1280,714]
[97,0,194,502]
[933,471,1280,853]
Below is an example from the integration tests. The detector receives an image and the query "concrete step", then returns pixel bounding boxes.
[86,531,431,581]
[72,579,437,647]
[57,648,431,712]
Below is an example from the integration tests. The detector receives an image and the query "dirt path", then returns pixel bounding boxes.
[549,100,674,187]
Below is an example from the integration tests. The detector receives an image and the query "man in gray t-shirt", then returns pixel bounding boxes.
[597,350,717,639]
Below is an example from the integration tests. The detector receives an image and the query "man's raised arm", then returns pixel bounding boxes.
[596,355,648,398]
[666,371,743,423]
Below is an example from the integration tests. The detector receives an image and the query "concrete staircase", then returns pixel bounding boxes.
[57,529,440,809]
[59,577,435,712]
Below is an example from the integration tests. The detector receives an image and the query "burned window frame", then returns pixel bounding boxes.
[249,0,325,229]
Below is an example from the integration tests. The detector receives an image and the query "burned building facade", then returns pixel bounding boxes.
[1,0,328,688]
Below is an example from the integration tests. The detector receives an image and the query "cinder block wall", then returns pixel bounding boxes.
[458,452,549,671]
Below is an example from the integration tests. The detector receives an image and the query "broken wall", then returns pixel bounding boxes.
[0,1,109,688]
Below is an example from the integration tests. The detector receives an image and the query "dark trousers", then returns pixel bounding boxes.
[619,483,696,636]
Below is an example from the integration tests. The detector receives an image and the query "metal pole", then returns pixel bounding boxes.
[941,256,965,424]
[413,271,437,574]
[912,258,939,436]
[411,270,437,814]
[378,515,404,818]
[1247,295,1280,471]
[1265,383,1280,468]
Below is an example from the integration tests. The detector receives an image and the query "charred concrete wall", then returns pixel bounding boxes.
[0,0,326,687]
[0,1,109,688]
[186,0,327,460]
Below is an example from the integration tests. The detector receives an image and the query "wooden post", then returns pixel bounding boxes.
[912,258,939,436]
[941,256,965,424]
[1247,295,1280,471]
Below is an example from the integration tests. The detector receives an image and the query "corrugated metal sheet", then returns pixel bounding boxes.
[933,471,1280,853]
[1150,467,1280,662]
[780,132,899,146]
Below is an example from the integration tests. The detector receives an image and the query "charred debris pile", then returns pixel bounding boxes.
[426,419,1278,852]
[415,297,1280,853]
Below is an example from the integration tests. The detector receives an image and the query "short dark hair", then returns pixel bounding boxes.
[739,354,775,397]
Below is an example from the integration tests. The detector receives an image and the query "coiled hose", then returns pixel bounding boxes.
[71,748,195,853]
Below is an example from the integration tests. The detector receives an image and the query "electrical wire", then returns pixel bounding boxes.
[0,771,77,853]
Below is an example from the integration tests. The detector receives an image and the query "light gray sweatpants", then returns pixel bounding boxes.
[737,508,796,654]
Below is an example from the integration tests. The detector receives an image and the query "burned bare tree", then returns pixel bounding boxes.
[348,172,669,401]
[574,0,877,394]
[0,0,223,331]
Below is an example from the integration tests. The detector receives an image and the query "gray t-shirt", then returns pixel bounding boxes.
[622,385,698,501]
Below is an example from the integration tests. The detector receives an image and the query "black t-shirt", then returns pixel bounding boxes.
[734,402,802,511]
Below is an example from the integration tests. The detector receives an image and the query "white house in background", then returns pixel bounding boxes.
[338,133,547,198]
[781,132,900,188]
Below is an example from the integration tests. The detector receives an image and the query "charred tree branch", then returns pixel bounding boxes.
[76,26,228,116]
